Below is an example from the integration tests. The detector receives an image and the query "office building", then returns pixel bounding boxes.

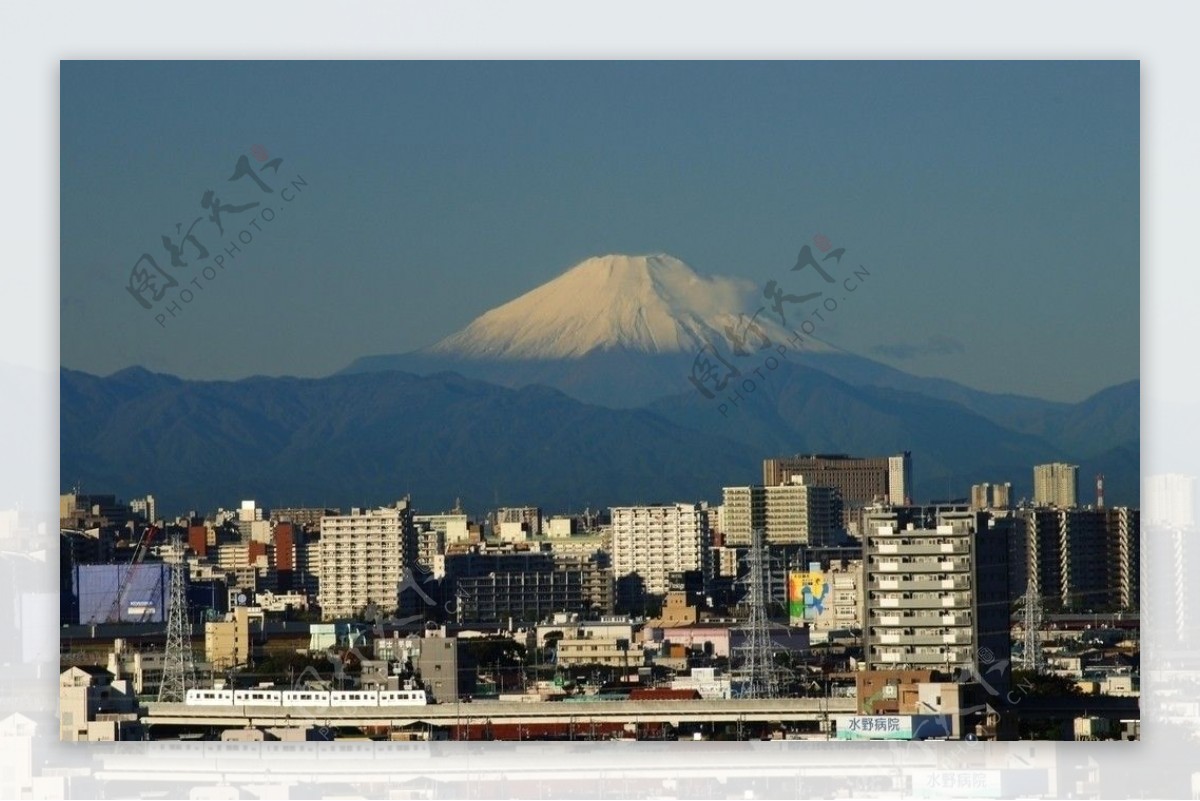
[129,494,157,525]
[414,512,472,546]
[316,501,418,619]
[764,452,912,508]
[1033,463,1079,509]
[59,667,141,742]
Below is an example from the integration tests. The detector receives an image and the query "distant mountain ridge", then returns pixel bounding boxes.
[64,253,1139,513]
[61,367,764,517]
[62,363,1138,516]
[343,253,1138,465]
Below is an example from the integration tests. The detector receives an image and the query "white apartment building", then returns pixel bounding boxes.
[888,453,913,506]
[611,503,710,600]
[317,501,417,619]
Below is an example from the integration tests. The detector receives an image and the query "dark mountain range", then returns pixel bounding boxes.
[61,367,764,517]
[62,253,1139,514]
[342,255,1137,467]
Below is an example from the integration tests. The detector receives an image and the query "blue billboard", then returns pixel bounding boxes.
[74,563,171,624]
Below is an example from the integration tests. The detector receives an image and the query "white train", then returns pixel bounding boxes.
[184,688,428,707]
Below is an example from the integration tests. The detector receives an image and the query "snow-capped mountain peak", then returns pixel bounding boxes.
[427,253,824,360]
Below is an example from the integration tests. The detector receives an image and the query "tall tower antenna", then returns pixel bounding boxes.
[733,528,778,699]
[158,532,196,702]
[1096,474,1105,509]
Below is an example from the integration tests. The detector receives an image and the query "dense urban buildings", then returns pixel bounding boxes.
[55,446,1140,744]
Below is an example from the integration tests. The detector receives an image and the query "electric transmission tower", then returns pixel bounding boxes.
[734,528,778,699]
[1016,586,1045,673]
[158,532,196,702]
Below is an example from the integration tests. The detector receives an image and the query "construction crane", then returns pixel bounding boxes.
[90,524,162,624]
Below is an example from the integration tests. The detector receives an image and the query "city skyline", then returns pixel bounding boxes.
[61,61,1138,403]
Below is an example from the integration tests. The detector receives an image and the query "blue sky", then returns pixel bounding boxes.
[60,60,1138,402]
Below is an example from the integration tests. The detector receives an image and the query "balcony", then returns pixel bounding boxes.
[869,577,968,591]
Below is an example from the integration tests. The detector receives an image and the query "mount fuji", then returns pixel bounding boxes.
[60,254,1138,514]
[342,252,1138,503]
[426,253,821,360]
[345,253,832,407]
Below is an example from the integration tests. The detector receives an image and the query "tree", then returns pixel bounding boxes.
[1010,670,1084,698]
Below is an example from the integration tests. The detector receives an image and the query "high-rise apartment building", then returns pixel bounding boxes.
[862,514,1009,685]
[721,479,841,548]
[888,454,913,505]
[611,503,711,605]
[970,482,1012,511]
[316,501,417,619]
[1033,463,1079,508]
[1013,506,1139,612]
